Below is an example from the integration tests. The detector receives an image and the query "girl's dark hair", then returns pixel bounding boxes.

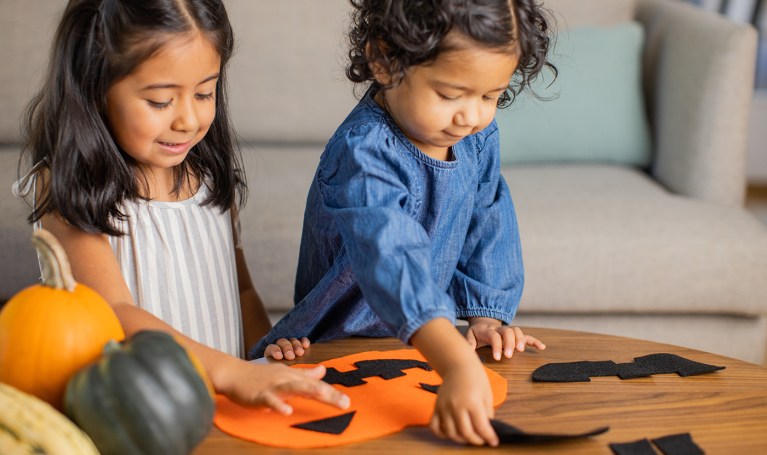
[20,0,245,235]
[346,0,557,107]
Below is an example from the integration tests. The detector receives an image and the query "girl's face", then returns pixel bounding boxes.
[377,34,518,161]
[106,32,221,182]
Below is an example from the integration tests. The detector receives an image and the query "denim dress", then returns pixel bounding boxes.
[251,91,524,358]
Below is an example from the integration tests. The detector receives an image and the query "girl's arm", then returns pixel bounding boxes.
[41,213,348,414]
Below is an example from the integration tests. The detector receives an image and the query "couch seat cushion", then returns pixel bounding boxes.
[505,164,767,315]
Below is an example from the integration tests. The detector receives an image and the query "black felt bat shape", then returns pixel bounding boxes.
[490,419,610,443]
[532,353,725,382]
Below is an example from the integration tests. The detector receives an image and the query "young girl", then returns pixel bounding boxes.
[254,0,556,446]
[15,0,348,416]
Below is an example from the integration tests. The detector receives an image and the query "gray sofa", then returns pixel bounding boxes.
[2,0,766,364]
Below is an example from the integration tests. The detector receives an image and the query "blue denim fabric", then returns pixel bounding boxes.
[250,91,524,358]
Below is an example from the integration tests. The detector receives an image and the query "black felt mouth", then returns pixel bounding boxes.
[490,419,610,444]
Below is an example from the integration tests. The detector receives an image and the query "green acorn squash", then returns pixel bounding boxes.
[64,330,215,455]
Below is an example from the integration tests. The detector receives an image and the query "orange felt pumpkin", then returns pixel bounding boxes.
[214,349,507,448]
[0,229,125,410]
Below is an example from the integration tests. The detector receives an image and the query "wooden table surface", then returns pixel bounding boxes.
[196,327,767,454]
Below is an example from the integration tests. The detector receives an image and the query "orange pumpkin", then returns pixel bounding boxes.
[0,229,125,409]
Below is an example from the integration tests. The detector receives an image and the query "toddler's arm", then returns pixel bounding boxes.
[42,213,349,413]
[411,318,499,447]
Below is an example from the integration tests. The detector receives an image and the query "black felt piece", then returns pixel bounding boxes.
[634,354,724,377]
[322,359,432,387]
[490,419,609,444]
[419,383,439,394]
[615,362,657,379]
[609,438,658,455]
[291,411,357,435]
[533,354,725,382]
[651,433,704,455]
[532,361,618,382]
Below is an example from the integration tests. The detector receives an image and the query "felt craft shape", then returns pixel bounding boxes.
[213,349,506,448]
[609,433,704,455]
[490,419,609,444]
[532,353,725,382]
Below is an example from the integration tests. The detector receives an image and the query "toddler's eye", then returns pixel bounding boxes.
[147,99,171,109]
[438,93,458,101]
[196,92,215,101]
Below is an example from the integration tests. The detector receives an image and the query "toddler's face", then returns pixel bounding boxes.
[105,31,220,183]
[378,34,518,161]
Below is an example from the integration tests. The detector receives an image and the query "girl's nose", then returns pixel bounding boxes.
[455,100,482,129]
[171,98,200,132]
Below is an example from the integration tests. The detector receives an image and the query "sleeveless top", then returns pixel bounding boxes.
[14,169,244,358]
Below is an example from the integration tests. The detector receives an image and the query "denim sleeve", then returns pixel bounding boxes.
[449,122,524,323]
[317,128,456,343]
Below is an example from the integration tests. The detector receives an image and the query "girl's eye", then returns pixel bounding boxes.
[147,100,171,110]
[438,93,459,101]
[483,95,499,102]
[196,92,215,101]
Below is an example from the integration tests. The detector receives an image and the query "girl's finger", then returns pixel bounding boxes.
[300,337,311,349]
[263,392,293,415]
[276,376,350,409]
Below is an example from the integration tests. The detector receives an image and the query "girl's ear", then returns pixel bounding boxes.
[365,41,392,86]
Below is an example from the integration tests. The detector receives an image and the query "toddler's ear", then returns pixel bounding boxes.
[365,40,393,86]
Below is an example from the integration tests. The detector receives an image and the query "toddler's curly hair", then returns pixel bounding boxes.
[346,0,556,107]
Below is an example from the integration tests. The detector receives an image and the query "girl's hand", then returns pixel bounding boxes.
[466,318,545,361]
[430,358,498,446]
[221,360,350,415]
[263,337,311,360]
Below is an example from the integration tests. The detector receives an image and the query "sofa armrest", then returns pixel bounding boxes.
[636,0,757,206]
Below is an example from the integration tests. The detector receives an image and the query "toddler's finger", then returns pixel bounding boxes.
[300,337,311,349]
[513,327,527,352]
[465,329,478,349]
[471,412,498,447]
[430,414,444,440]
[488,330,503,361]
[276,338,296,360]
[500,327,516,358]
[526,335,546,350]
[456,411,484,446]
[289,338,305,356]
[300,364,326,380]
[440,414,466,445]
[264,344,283,360]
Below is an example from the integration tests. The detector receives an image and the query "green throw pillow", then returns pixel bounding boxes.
[497,21,651,166]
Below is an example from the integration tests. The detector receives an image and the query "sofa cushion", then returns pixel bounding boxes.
[497,22,652,166]
[0,1,63,144]
[505,164,767,315]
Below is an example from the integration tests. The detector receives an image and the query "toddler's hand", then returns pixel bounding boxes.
[466,318,545,361]
[430,358,498,446]
[264,337,311,360]
[225,361,350,415]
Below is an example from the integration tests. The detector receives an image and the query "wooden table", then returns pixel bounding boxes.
[196,327,767,454]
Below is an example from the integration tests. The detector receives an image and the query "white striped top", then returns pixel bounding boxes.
[108,183,243,358]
